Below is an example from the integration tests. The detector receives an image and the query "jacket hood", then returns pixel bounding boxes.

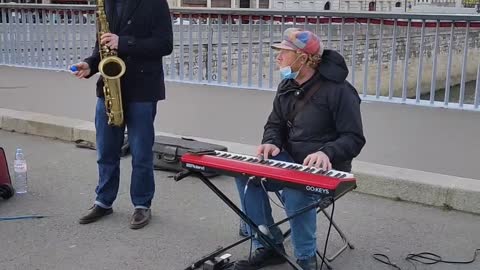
[317,49,349,83]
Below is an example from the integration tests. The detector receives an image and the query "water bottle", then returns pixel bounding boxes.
[14,148,27,194]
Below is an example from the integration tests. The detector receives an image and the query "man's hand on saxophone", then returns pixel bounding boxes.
[100,33,119,50]
[70,62,91,79]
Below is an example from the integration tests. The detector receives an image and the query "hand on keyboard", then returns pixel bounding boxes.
[303,151,332,171]
[256,144,280,160]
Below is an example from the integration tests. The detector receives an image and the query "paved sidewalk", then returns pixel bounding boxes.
[1,66,479,180]
[1,130,480,270]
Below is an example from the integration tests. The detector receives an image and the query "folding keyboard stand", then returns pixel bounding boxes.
[175,170,337,270]
[274,191,355,264]
[319,208,355,261]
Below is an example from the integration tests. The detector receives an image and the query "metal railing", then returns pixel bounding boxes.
[1,4,479,111]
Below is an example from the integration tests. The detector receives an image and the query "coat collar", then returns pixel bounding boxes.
[118,0,143,31]
[103,0,142,33]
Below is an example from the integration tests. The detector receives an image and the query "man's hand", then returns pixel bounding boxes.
[303,151,332,170]
[256,144,280,160]
[70,62,91,79]
[100,33,119,50]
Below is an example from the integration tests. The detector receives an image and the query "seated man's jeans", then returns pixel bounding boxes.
[234,151,324,260]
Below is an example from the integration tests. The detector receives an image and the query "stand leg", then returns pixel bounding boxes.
[276,190,355,263]
[320,209,354,261]
[194,172,304,270]
[274,192,335,270]
[316,251,334,270]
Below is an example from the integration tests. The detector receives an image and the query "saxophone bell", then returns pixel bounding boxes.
[99,55,126,80]
[98,56,126,127]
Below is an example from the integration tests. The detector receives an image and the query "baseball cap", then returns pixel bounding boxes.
[271,28,324,56]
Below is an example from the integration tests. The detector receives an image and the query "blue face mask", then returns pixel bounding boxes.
[280,66,299,80]
[279,55,304,80]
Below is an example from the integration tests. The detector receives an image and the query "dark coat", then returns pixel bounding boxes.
[84,0,173,103]
[261,50,366,172]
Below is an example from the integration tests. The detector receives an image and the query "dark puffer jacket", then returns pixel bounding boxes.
[261,49,366,172]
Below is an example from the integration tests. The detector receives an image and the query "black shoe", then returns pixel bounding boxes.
[78,205,113,224]
[233,245,287,270]
[297,255,318,270]
[129,208,151,230]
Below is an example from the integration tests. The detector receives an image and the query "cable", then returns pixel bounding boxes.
[372,253,402,270]
[406,249,480,266]
[260,178,285,210]
[372,248,480,269]
[0,215,47,221]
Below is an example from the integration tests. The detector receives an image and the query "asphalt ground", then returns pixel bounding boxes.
[1,130,480,270]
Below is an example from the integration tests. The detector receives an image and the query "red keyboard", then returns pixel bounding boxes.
[180,150,356,198]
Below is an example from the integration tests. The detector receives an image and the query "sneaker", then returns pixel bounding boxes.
[78,205,113,224]
[297,255,318,270]
[233,245,287,270]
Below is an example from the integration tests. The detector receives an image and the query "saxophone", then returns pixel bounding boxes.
[96,0,126,126]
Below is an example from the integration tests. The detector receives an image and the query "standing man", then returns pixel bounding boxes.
[71,0,173,229]
[233,28,366,269]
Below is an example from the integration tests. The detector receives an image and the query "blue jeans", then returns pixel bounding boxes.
[235,151,324,260]
[94,97,157,209]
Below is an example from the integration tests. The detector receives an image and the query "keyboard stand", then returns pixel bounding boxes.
[320,208,355,261]
[175,170,336,270]
[275,191,354,264]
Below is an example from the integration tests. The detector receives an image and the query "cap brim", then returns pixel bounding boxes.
[271,42,296,51]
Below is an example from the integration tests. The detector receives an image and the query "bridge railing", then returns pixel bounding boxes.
[1,4,479,111]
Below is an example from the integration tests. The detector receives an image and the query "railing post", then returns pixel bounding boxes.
[0,5,479,111]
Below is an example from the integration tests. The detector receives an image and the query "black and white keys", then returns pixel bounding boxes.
[212,151,353,179]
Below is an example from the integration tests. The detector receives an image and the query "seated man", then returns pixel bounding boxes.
[233,28,366,270]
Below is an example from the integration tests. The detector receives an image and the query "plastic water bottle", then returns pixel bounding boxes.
[14,148,27,194]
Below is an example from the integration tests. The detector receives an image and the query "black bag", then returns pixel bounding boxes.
[152,135,227,177]
[0,147,14,200]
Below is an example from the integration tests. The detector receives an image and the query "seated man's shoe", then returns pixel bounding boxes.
[130,208,151,230]
[78,205,113,224]
[233,245,287,270]
[297,255,318,270]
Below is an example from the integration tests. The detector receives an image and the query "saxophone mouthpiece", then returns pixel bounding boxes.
[70,66,78,72]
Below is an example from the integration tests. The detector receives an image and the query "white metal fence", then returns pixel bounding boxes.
[1,4,479,111]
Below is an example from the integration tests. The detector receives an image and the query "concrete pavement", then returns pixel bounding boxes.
[1,107,480,215]
[1,65,480,216]
[1,66,479,181]
[1,130,480,270]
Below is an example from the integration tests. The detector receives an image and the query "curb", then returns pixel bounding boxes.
[1,108,479,215]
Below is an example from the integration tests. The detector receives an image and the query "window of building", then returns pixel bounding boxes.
[259,0,268,8]
[324,1,330,9]
[239,0,249,8]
